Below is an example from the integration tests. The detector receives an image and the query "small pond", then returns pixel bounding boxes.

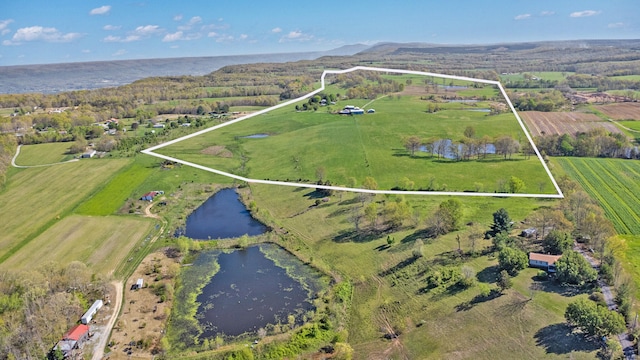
[420,139,496,159]
[195,244,324,338]
[179,188,267,240]
[242,133,269,139]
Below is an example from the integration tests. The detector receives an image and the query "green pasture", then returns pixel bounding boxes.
[247,183,594,359]
[556,157,640,234]
[158,94,556,194]
[616,120,640,132]
[500,72,573,82]
[0,215,154,276]
[14,142,75,165]
[75,157,157,215]
[0,158,130,263]
[609,75,640,81]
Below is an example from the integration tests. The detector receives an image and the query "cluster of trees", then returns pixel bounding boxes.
[565,74,640,92]
[565,298,626,338]
[0,262,108,360]
[508,90,568,112]
[535,130,638,159]
[295,93,339,112]
[331,71,404,100]
[403,130,524,162]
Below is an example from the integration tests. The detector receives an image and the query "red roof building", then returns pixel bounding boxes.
[63,324,90,342]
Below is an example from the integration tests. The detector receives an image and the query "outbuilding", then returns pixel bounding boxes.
[81,300,103,324]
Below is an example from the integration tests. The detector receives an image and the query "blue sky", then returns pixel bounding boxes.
[0,0,638,66]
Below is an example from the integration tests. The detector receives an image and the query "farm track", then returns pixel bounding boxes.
[558,158,640,234]
[91,281,123,360]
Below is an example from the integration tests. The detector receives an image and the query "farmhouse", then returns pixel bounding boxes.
[529,253,562,273]
[81,299,103,325]
[152,123,165,128]
[339,105,365,115]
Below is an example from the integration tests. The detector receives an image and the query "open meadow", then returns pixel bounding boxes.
[246,183,597,359]
[0,156,130,263]
[0,215,154,276]
[158,81,557,195]
[13,142,75,165]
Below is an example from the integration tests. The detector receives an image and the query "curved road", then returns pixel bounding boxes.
[92,281,123,360]
[575,246,636,359]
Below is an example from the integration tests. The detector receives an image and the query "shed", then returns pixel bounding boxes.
[81,150,96,158]
[135,278,144,289]
[81,300,103,324]
[152,123,165,128]
[521,228,537,238]
[367,109,375,113]
[529,253,562,273]
[140,191,158,201]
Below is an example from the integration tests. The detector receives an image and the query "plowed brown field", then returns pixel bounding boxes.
[520,111,621,136]
[594,103,640,120]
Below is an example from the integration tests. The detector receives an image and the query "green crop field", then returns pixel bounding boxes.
[75,157,157,216]
[158,92,556,194]
[0,157,130,263]
[14,142,75,165]
[0,215,154,276]
[556,157,640,234]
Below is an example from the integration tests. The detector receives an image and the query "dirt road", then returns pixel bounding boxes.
[92,281,123,360]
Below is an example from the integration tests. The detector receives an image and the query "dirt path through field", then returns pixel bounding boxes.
[92,281,123,360]
[11,144,79,168]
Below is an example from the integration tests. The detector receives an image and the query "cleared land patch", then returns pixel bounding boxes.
[520,111,621,136]
[0,158,130,262]
[594,103,640,120]
[149,67,560,197]
[0,215,154,275]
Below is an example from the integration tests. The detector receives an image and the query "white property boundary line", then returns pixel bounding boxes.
[142,66,564,199]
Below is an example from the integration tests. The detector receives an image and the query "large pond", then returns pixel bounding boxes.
[194,244,325,338]
[179,188,267,240]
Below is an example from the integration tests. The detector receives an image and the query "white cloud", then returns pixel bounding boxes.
[90,5,111,15]
[514,14,531,20]
[103,34,141,42]
[2,39,17,46]
[188,16,202,25]
[112,49,126,56]
[280,30,313,42]
[540,11,555,16]
[271,27,282,33]
[1,29,10,36]
[133,25,161,36]
[173,14,183,21]
[239,34,248,40]
[570,10,600,18]
[9,26,81,44]
[82,49,91,53]
[0,19,13,31]
[103,24,121,31]
[163,31,183,42]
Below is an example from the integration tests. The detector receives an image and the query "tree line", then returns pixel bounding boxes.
[535,129,638,159]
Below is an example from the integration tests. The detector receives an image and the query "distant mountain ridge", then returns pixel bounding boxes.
[0,44,370,94]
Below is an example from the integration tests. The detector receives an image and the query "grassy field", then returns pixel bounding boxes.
[556,157,640,234]
[158,92,556,194]
[500,72,574,82]
[246,183,596,359]
[75,156,157,216]
[14,142,75,165]
[0,157,130,263]
[0,215,155,276]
